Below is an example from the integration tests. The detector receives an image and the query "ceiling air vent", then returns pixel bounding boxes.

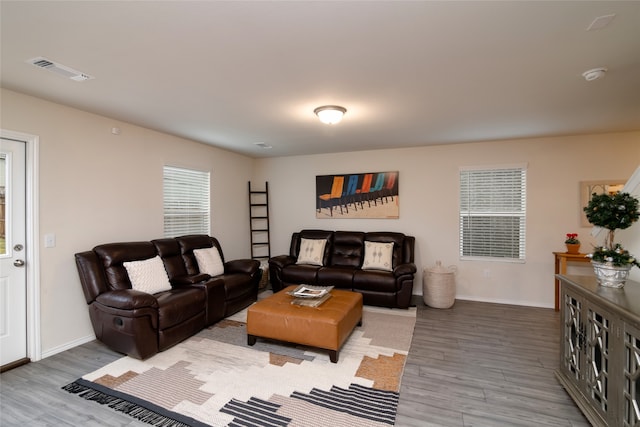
[27,57,94,82]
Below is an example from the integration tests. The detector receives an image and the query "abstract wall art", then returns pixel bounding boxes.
[316,171,399,219]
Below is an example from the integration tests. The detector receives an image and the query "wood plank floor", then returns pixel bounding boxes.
[0,299,588,426]
[395,298,589,427]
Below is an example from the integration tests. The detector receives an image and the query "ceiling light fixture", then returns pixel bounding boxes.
[582,67,607,82]
[314,105,347,125]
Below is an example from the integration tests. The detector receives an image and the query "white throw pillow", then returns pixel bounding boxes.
[296,238,327,266]
[193,247,225,276]
[362,241,394,272]
[123,256,172,294]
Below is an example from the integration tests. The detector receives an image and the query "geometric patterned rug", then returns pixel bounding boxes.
[63,303,416,427]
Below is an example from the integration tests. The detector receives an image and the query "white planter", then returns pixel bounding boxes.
[591,261,632,288]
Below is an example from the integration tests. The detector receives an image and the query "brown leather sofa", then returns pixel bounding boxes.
[75,234,260,359]
[269,230,416,308]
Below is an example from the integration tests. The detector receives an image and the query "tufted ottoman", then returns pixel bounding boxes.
[247,286,363,363]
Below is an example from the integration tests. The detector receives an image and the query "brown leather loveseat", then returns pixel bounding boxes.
[269,230,416,308]
[75,234,260,359]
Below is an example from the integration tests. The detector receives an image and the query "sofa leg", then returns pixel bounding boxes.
[329,350,338,363]
[247,334,257,346]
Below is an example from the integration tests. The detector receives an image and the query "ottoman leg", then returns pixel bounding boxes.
[247,334,257,346]
[329,350,338,363]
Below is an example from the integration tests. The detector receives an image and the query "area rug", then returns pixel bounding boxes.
[63,304,416,427]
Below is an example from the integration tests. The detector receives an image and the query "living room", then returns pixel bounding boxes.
[5,89,640,426]
[1,1,640,426]
[3,89,639,360]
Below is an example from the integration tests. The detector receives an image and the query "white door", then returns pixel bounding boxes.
[0,138,28,367]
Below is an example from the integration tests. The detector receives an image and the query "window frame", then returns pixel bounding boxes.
[163,165,211,238]
[459,164,527,263]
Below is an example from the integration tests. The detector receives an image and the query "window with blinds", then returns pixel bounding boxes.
[163,166,210,238]
[459,165,527,261]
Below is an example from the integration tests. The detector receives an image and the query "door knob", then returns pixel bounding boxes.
[13,259,25,267]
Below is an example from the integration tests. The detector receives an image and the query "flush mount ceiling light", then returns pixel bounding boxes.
[582,67,607,82]
[314,105,347,125]
[253,142,272,149]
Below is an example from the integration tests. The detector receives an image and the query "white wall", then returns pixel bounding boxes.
[1,88,255,357]
[253,133,640,308]
[616,166,640,282]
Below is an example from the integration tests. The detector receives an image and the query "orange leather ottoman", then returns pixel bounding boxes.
[247,286,363,363]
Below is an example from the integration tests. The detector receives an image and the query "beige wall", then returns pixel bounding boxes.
[253,133,640,307]
[1,88,255,356]
[2,86,639,358]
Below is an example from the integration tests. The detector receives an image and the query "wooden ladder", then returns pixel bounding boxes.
[248,182,271,262]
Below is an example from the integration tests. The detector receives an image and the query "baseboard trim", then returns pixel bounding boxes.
[455,294,553,309]
[412,291,553,309]
[40,334,96,360]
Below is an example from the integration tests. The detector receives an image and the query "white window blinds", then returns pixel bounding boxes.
[459,166,527,261]
[163,166,210,238]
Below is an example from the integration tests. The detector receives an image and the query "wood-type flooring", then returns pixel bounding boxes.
[0,298,588,426]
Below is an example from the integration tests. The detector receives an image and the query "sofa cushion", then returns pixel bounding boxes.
[123,256,172,294]
[296,238,327,266]
[353,269,398,292]
[194,247,225,276]
[282,264,320,285]
[317,266,357,288]
[330,231,365,268]
[94,242,158,291]
[151,238,188,280]
[222,273,255,300]
[362,241,394,272]
[155,287,206,330]
[176,235,225,275]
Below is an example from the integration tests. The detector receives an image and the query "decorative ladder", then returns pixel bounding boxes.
[248,182,271,263]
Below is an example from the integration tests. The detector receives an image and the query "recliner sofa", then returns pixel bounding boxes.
[269,230,416,308]
[75,234,260,359]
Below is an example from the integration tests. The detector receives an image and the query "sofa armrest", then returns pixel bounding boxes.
[393,262,417,277]
[171,274,210,286]
[225,259,260,275]
[95,289,159,310]
[268,255,297,292]
[269,255,296,270]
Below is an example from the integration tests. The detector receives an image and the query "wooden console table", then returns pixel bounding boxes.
[553,252,590,311]
[556,274,640,426]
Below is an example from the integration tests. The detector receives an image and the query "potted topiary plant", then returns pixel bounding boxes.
[584,192,640,287]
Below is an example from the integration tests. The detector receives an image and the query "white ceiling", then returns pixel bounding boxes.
[2,1,639,158]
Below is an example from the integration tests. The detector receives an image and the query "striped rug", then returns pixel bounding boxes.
[63,302,416,427]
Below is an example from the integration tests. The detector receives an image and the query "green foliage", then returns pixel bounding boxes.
[583,192,640,269]
[584,192,639,231]
[588,244,640,268]
[564,233,579,244]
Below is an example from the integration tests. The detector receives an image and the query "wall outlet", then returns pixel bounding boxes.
[483,268,491,278]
